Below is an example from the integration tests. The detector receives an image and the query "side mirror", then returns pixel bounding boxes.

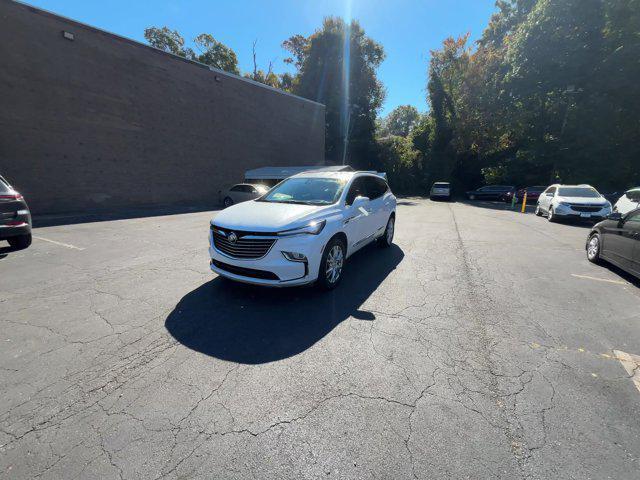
[607,212,623,221]
[351,196,370,208]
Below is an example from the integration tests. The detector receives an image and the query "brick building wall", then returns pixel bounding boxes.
[0,1,325,214]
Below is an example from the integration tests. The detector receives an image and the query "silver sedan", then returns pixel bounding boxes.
[222,184,269,208]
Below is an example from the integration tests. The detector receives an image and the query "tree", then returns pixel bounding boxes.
[193,34,239,74]
[378,105,420,137]
[144,27,239,75]
[423,0,640,191]
[283,17,385,168]
[376,136,422,193]
[144,27,193,57]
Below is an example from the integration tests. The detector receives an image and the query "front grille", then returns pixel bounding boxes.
[569,204,603,213]
[211,259,279,280]
[211,226,276,259]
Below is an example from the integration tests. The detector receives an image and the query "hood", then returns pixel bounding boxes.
[557,196,607,205]
[212,200,337,231]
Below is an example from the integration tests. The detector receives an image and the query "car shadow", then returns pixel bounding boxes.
[460,199,536,214]
[0,243,25,259]
[165,243,404,364]
[600,262,640,288]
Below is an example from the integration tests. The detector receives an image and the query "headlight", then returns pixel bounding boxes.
[277,220,326,237]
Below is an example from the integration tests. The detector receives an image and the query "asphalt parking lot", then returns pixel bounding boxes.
[1,198,640,479]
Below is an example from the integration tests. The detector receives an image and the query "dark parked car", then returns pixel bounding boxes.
[586,209,640,279]
[503,186,547,204]
[466,185,515,201]
[0,175,32,249]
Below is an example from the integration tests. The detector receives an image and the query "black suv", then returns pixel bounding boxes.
[0,175,32,249]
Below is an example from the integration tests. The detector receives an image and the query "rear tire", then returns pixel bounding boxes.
[317,237,346,290]
[223,197,234,208]
[587,233,601,264]
[469,194,476,200]
[377,215,395,248]
[8,233,32,249]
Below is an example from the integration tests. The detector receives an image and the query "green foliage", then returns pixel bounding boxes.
[376,136,423,194]
[144,27,239,75]
[144,27,192,57]
[193,34,239,75]
[283,17,385,168]
[424,0,640,191]
[378,105,420,137]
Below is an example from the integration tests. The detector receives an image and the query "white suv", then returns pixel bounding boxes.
[535,184,612,222]
[209,171,397,289]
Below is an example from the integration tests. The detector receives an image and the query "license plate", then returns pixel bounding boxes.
[580,213,591,218]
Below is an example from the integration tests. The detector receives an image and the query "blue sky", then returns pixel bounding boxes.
[26,0,497,115]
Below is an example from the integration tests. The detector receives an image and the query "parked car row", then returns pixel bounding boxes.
[461,180,640,281]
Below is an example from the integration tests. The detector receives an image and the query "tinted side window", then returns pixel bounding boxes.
[230,185,243,192]
[627,191,640,202]
[345,178,367,205]
[0,178,10,194]
[546,187,556,195]
[626,211,640,224]
[367,177,388,200]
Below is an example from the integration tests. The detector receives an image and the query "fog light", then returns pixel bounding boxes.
[17,209,29,215]
[282,251,307,262]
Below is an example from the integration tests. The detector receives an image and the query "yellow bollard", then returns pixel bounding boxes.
[521,192,528,213]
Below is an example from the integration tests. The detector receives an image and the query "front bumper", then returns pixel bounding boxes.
[553,208,609,220]
[208,229,326,287]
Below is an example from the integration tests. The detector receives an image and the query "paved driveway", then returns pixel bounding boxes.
[1,199,639,479]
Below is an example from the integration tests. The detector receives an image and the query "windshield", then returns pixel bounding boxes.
[558,187,601,198]
[258,177,346,205]
[434,183,450,188]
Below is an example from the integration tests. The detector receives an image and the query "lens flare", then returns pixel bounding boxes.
[341,1,352,166]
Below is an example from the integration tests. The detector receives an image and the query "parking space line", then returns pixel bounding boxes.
[613,350,640,394]
[570,274,628,286]
[33,236,85,251]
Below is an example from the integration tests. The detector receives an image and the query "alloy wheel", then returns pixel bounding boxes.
[386,217,395,244]
[325,244,344,284]
[587,235,600,261]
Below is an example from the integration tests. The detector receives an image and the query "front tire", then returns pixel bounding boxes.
[317,237,346,290]
[377,215,395,248]
[547,208,556,222]
[8,233,32,249]
[535,205,542,216]
[587,233,601,264]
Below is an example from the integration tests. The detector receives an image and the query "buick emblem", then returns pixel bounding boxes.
[228,232,238,244]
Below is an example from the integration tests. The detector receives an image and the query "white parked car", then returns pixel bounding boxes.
[613,188,640,215]
[209,171,397,289]
[222,183,269,208]
[535,184,612,222]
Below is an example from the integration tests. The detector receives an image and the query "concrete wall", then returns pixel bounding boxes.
[0,1,325,215]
